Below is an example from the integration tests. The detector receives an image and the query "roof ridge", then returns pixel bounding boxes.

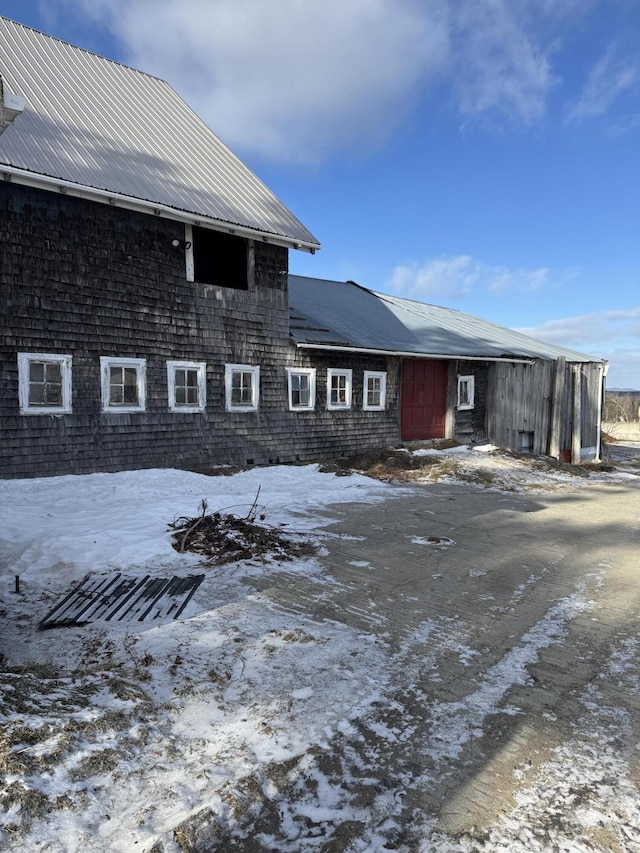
[0,15,167,85]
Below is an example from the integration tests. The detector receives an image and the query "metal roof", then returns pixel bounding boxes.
[289,275,605,363]
[0,17,319,250]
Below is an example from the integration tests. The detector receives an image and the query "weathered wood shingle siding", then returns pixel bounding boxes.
[451,360,489,444]
[1,184,401,477]
[281,350,401,460]
[0,183,295,477]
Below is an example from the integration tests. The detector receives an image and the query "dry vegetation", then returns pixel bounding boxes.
[318,443,459,482]
[169,496,317,564]
[0,658,154,836]
[318,443,608,489]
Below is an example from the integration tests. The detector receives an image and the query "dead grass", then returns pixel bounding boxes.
[67,748,121,782]
[318,445,602,488]
[319,448,452,482]
[0,655,155,837]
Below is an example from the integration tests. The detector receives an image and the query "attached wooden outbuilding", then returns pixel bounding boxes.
[288,276,607,463]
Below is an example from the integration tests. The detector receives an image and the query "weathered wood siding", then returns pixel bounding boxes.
[563,362,603,456]
[486,359,602,456]
[486,360,553,453]
[0,183,401,477]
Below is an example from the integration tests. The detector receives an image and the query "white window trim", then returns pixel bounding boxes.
[457,374,475,410]
[225,364,260,412]
[18,352,72,415]
[286,367,316,411]
[100,356,146,413]
[184,224,195,282]
[167,360,206,413]
[363,370,387,411]
[327,368,353,411]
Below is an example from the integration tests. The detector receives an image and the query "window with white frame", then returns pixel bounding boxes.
[167,361,206,412]
[363,371,387,410]
[457,374,475,410]
[225,364,259,411]
[286,367,316,411]
[100,357,146,412]
[18,353,72,415]
[327,368,352,410]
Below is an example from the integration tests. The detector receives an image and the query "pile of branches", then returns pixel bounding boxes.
[169,493,317,566]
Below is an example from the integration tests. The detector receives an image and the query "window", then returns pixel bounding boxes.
[225,364,259,411]
[100,357,146,412]
[518,431,534,453]
[327,368,352,410]
[18,353,72,415]
[457,375,475,410]
[286,368,316,411]
[185,224,248,290]
[363,371,387,410]
[167,361,206,412]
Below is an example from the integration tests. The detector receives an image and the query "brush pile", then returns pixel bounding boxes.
[169,495,317,565]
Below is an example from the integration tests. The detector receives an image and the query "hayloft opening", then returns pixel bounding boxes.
[193,226,248,290]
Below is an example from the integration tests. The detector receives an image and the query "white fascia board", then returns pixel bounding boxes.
[296,342,535,364]
[0,165,321,253]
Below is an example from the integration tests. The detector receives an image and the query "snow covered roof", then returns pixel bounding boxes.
[288,275,604,363]
[0,17,319,251]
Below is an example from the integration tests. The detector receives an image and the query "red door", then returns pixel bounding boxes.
[401,360,448,441]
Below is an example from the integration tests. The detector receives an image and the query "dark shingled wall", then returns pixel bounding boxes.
[452,360,489,444]
[1,183,400,477]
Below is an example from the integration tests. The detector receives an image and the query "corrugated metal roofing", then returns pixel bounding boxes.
[289,275,605,363]
[0,17,319,249]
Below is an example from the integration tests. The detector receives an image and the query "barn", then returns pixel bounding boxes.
[0,17,606,479]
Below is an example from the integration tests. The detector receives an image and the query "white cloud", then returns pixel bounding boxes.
[388,255,554,300]
[449,1,556,127]
[62,0,596,163]
[565,45,640,126]
[68,0,446,163]
[518,308,640,347]
[517,309,640,388]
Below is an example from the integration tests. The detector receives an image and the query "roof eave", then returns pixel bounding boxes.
[295,342,537,363]
[1,164,321,253]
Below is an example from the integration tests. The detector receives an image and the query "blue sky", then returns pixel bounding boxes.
[2,0,639,387]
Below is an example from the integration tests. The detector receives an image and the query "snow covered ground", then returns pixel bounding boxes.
[1,446,639,852]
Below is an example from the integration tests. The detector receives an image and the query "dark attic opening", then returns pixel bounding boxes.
[193,225,248,290]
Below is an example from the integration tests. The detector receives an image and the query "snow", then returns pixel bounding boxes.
[0,447,639,851]
[0,464,398,851]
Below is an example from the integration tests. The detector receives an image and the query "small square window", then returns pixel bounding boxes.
[363,371,387,410]
[286,368,316,411]
[167,361,206,412]
[100,357,146,412]
[518,431,534,453]
[18,353,72,414]
[327,369,352,410]
[184,224,248,290]
[457,375,475,410]
[225,364,259,411]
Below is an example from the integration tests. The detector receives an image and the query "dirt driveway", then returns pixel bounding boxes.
[3,450,640,852]
[216,460,640,851]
